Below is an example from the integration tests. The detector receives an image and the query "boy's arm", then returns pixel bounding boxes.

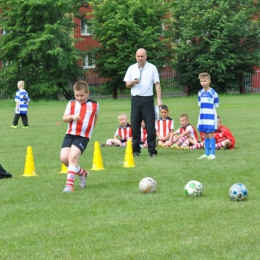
[63,114,81,123]
[15,101,19,112]
[93,115,98,127]
[165,130,173,140]
[156,131,162,140]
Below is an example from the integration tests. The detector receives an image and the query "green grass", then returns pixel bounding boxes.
[0,94,260,260]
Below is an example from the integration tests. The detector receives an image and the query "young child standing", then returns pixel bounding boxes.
[197,73,219,160]
[60,81,99,193]
[156,105,174,147]
[11,80,30,128]
[102,113,132,147]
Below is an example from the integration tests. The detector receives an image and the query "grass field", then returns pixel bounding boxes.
[0,94,260,260]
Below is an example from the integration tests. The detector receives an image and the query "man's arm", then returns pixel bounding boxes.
[126,79,139,89]
[155,82,162,106]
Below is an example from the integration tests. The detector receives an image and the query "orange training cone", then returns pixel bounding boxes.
[123,140,135,168]
[22,146,37,176]
[58,163,68,174]
[91,141,105,170]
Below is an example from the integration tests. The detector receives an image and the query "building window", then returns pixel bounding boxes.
[83,53,95,68]
[81,19,93,35]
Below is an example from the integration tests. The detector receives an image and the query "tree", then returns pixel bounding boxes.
[0,0,84,100]
[88,0,173,99]
[171,0,260,94]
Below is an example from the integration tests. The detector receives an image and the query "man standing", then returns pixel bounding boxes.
[124,48,162,157]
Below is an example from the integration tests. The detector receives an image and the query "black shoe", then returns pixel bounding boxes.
[133,152,140,156]
[149,153,156,157]
[0,165,12,179]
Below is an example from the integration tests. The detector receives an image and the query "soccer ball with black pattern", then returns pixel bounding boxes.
[139,177,157,194]
[184,180,203,197]
[228,183,248,201]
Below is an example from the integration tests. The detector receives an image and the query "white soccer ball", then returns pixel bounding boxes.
[184,180,203,197]
[228,183,248,201]
[139,177,157,194]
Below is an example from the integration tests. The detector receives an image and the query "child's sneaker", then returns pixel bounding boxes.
[11,125,18,128]
[63,186,74,193]
[157,144,165,148]
[197,154,208,159]
[181,146,189,150]
[79,170,89,188]
[207,154,216,160]
[170,144,180,150]
[22,126,28,129]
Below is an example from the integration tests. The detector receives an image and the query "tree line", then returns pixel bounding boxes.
[0,0,259,100]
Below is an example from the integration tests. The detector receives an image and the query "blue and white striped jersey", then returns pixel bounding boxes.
[197,88,219,132]
[15,89,30,114]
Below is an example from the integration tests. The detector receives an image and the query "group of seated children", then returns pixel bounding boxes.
[102,107,235,152]
[155,104,235,151]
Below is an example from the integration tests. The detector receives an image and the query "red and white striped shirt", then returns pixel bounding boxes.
[115,123,132,141]
[64,99,99,138]
[156,117,174,138]
[140,127,147,143]
[175,124,198,141]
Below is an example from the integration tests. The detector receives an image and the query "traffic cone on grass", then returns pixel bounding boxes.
[91,141,105,170]
[123,140,135,168]
[22,146,37,176]
[58,163,68,174]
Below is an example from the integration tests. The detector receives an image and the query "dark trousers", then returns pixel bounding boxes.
[131,96,157,155]
[13,113,29,126]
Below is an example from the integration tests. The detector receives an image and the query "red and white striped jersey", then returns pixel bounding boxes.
[156,117,174,138]
[140,127,147,143]
[115,123,132,141]
[64,99,99,138]
[175,124,198,141]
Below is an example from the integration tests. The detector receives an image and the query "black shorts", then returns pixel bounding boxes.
[61,134,89,154]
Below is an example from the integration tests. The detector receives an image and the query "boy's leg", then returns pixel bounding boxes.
[12,114,20,126]
[21,114,29,127]
[63,145,81,192]
[77,165,89,188]
[63,137,89,192]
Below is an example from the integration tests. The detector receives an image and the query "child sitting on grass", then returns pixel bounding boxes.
[182,116,235,150]
[167,114,198,149]
[155,105,174,148]
[102,113,132,147]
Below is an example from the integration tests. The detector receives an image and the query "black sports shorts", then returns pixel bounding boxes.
[61,134,89,154]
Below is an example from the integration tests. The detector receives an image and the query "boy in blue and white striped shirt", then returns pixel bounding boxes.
[11,80,30,129]
[197,73,219,160]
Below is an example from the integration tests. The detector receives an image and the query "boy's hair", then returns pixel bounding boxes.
[73,81,89,93]
[180,114,189,120]
[198,73,211,80]
[118,113,127,120]
[160,104,169,111]
[18,80,25,88]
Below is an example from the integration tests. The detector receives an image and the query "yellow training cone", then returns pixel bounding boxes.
[58,163,68,174]
[123,140,135,168]
[91,141,105,170]
[22,146,37,176]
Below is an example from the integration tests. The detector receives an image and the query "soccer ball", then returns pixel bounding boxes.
[228,183,248,201]
[139,177,157,194]
[184,180,203,197]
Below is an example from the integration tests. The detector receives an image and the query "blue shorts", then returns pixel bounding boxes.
[61,134,89,154]
[198,127,216,134]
